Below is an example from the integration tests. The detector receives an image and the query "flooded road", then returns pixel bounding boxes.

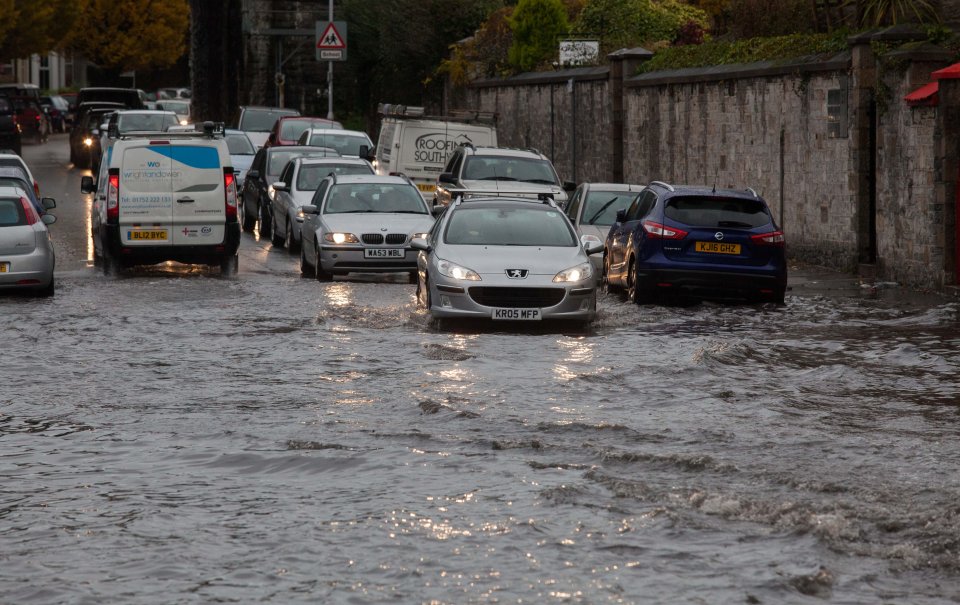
[3,136,960,604]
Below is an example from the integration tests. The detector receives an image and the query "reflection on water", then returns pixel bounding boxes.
[2,273,960,604]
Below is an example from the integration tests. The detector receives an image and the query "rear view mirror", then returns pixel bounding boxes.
[615,209,626,223]
[563,181,577,192]
[431,204,445,217]
[410,237,430,252]
[272,181,288,192]
[41,197,56,210]
[581,235,603,255]
[438,173,456,185]
[358,145,370,159]
[301,205,319,215]
[41,214,57,225]
[80,176,95,194]
[247,169,259,180]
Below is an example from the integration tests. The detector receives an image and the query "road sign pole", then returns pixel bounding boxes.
[328,0,334,120]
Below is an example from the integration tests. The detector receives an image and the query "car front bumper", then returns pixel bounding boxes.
[427,274,596,321]
[104,223,241,266]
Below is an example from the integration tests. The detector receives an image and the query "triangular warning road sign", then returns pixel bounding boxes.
[317,22,346,49]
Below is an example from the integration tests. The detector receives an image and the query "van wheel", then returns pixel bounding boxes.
[220,254,239,277]
[102,251,118,276]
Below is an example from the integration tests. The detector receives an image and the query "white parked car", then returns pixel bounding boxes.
[0,185,57,296]
[269,156,374,252]
[81,123,240,275]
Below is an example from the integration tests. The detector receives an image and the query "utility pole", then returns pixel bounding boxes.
[327,0,334,120]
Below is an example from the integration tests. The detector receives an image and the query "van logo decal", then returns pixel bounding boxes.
[413,132,476,165]
[147,161,161,168]
[715,232,724,241]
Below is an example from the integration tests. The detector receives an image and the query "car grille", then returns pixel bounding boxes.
[468,287,566,308]
[362,233,407,245]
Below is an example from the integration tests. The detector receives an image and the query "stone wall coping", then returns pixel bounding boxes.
[625,51,852,88]
[884,42,954,63]
[470,66,610,88]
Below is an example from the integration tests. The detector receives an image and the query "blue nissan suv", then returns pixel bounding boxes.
[602,181,787,305]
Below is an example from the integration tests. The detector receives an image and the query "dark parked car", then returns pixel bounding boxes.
[603,181,787,305]
[40,95,70,133]
[10,98,50,144]
[240,145,337,235]
[0,97,22,155]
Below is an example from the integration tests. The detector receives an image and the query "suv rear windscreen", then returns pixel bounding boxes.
[664,196,771,228]
[0,197,26,226]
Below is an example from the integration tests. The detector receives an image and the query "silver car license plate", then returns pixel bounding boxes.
[492,308,541,321]
[364,248,404,258]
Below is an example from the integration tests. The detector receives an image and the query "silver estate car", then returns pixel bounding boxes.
[0,186,57,296]
[270,156,374,253]
[412,196,602,323]
[564,182,642,276]
[299,174,435,281]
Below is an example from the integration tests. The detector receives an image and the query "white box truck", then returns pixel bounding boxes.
[374,104,497,201]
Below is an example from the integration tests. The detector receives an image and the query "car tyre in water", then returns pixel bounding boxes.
[241,200,256,232]
[259,203,272,238]
[626,258,651,305]
[220,254,239,277]
[38,277,54,297]
[286,222,299,254]
[270,218,285,247]
[300,245,315,277]
[315,245,332,282]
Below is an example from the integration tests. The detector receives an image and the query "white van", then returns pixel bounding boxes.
[81,123,240,275]
[374,104,497,200]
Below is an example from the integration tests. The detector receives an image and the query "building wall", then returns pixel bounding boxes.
[624,72,857,269]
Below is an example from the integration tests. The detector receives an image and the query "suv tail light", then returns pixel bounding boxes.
[19,196,38,225]
[751,230,785,246]
[224,169,238,221]
[107,170,120,222]
[642,220,687,240]
[33,181,40,199]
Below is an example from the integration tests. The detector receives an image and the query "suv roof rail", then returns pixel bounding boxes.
[326,171,338,185]
[527,148,541,156]
[745,187,759,198]
[650,180,674,192]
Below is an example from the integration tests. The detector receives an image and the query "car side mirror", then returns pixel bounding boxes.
[615,209,626,223]
[563,181,577,192]
[41,214,57,225]
[247,169,259,180]
[301,205,319,215]
[410,237,431,252]
[80,176,95,194]
[272,181,288,192]
[41,197,56,210]
[438,173,456,185]
[431,204,445,217]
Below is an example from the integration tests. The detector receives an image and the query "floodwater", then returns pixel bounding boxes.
[3,137,960,604]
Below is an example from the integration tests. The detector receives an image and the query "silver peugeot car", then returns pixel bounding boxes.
[0,185,57,296]
[412,196,602,323]
[299,174,435,281]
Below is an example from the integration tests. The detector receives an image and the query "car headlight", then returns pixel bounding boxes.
[83,137,93,146]
[553,262,592,283]
[437,258,481,281]
[179,119,189,126]
[411,232,429,241]
[296,208,305,222]
[323,232,359,244]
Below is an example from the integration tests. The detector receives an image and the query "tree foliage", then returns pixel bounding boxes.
[508,0,569,72]
[0,0,87,61]
[574,0,709,53]
[70,0,189,72]
[437,6,515,85]
[849,0,940,26]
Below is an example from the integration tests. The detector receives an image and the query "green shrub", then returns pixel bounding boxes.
[508,0,570,72]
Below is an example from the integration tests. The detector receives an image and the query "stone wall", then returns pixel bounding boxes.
[624,62,857,269]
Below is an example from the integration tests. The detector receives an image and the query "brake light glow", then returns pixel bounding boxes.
[224,170,238,220]
[19,196,38,225]
[33,180,40,198]
[642,220,687,240]
[107,173,120,222]
[751,230,785,246]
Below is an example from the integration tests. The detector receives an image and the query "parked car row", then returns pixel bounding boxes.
[0,150,58,296]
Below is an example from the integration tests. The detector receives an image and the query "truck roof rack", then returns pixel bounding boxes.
[119,121,225,140]
[377,102,497,124]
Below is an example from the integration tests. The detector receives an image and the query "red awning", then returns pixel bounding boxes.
[933,63,960,80]
[905,80,939,107]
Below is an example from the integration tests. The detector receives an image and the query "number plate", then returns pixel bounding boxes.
[128,229,168,241]
[492,308,541,321]
[364,248,404,258]
[417,183,437,193]
[695,241,740,254]
[0,262,8,273]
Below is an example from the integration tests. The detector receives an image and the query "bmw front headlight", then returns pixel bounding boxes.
[553,262,592,283]
[323,232,359,244]
[437,258,481,281]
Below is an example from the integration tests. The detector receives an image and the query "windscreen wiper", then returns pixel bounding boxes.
[587,197,620,225]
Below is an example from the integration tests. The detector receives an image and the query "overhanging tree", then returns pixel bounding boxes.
[508,0,569,72]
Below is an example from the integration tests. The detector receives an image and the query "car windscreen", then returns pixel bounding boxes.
[0,197,26,226]
[461,156,559,185]
[445,206,576,246]
[664,196,772,228]
[280,119,340,141]
[582,191,637,226]
[241,109,297,132]
[118,113,178,132]
[225,133,255,155]
[323,183,427,214]
[307,133,370,157]
[297,163,373,190]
